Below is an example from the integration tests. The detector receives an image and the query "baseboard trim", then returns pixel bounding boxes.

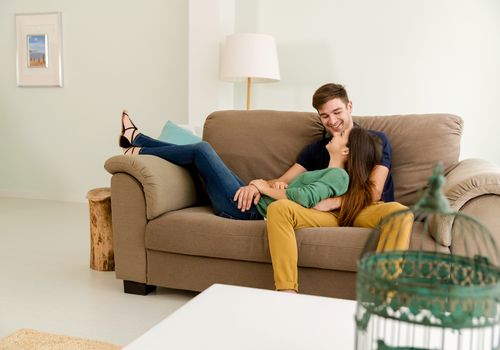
[0,190,86,203]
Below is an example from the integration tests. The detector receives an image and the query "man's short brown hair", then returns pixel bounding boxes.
[312,83,349,110]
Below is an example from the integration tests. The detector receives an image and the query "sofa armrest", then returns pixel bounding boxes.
[105,155,198,220]
[431,158,500,246]
[444,158,500,208]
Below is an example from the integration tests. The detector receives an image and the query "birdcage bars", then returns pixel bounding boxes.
[355,164,500,350]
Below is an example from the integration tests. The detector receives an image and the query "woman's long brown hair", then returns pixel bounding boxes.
[338,127,382,226]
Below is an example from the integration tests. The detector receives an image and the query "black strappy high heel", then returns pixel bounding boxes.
[119,110,138,148]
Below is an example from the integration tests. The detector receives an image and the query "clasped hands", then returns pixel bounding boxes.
[233,180,288,212]
[233,180,341,213]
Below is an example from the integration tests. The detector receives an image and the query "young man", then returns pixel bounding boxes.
[234,83,411,293]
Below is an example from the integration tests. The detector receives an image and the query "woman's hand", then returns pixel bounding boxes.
[249,179,270,192]
[234,185,261,212]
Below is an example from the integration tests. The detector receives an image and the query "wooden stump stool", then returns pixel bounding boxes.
[86,187,114,271]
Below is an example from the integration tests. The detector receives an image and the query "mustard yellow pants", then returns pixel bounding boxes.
[266,199,413,291]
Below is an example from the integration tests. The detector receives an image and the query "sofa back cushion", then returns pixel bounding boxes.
[355,114,463,205]
[203,110,463,206]
[204,110,324,183]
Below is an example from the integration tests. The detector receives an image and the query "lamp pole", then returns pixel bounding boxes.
[246,77,252,110]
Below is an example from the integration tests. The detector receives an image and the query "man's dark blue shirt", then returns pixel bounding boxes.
[296,127,394,202]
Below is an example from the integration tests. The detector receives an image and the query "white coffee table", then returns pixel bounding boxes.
[124,283,357,349]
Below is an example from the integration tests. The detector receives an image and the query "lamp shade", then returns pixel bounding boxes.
[220,33,280,83]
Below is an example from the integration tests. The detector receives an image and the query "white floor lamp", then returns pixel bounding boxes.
[220,33,280,110]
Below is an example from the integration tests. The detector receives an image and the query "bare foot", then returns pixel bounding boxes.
[124,146,140,155]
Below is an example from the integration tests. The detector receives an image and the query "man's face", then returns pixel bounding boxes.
[317,98,354,135]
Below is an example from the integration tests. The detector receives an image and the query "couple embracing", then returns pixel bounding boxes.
[119,83,412,293]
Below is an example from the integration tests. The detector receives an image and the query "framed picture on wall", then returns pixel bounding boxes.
[15,12,63,87]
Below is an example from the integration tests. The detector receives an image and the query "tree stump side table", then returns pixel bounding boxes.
[86,187,114,271]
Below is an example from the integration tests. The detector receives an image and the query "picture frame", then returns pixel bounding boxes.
[15,12,63,87]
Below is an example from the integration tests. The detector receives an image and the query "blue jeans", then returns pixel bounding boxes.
[135,133,263,220]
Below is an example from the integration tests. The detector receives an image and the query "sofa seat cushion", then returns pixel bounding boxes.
[146,206,269,263]
[146,206,375,272]
[146,207,449,272]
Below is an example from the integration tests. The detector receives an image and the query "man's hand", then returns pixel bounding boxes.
[271,181,288,190]
[234,185,261,212]
[313,197,342,212]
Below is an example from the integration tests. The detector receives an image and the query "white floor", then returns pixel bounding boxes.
[0,197,196,346]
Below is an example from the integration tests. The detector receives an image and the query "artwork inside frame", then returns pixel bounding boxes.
[27,34,48,68]
[15,12,63,87]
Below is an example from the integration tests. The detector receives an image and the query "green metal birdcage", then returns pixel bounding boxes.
[355,163,500,350]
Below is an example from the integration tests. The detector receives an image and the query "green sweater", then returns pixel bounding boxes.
[256,167,349,218]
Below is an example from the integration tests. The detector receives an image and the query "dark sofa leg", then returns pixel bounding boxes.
[123,280,156,295]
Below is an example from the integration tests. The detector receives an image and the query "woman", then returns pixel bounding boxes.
[119,111,376,220]
[265,137,413,292]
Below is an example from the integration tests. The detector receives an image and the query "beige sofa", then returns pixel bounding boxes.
[104,110,500,299]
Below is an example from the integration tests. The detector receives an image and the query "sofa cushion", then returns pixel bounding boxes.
[146,206,269,264]
[203,110,324,184]
[354,114,463,206]
[146,206,372,272]
[158,120,202,145]
[145,206,448,272]
[204,111,463,207]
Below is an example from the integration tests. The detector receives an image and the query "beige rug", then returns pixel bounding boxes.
[0,329,121,350]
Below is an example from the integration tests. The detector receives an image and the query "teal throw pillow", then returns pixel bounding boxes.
[158,120,202,145]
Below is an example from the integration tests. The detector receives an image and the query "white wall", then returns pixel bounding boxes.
[235,0,500,165]
[188,0,235,128]
[0,0,188,202]
[1,0,499,203]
